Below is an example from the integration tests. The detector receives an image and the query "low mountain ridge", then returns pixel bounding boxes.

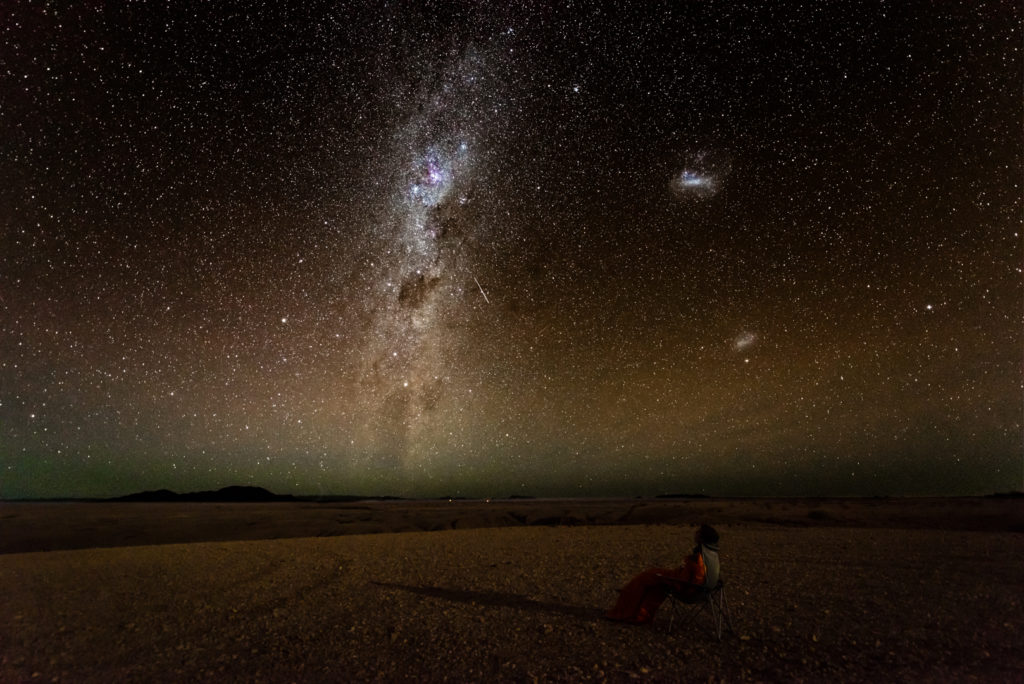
[111,486,294,503]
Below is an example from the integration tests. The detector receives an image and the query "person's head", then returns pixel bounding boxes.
[695,524,719,546]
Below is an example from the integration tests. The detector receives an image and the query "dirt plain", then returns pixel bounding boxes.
[1,497,1022,682]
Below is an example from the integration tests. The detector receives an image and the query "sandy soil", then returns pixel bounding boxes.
[1,501,1022,682]
[1,496,1021,555]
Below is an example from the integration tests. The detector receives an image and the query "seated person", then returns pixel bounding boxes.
[605,524,720,624]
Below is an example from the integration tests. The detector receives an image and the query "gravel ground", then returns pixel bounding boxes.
[3,497,1021,555]
[2,525,1021,682]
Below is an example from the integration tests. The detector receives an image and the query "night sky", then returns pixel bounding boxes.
[2,1,1021,500]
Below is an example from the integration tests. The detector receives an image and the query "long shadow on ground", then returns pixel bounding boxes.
[370,581,601,621]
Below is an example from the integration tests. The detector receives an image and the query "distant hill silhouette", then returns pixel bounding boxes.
[111,486,295,503]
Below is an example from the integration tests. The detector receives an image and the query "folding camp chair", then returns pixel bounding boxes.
[661,578,735,641]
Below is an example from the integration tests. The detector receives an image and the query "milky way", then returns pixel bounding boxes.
[354,43,510,476]
[1,2,1020,498]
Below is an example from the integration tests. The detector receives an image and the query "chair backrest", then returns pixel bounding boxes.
[701,545,720,588]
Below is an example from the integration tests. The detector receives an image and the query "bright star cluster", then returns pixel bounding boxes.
[1,2,1020,499]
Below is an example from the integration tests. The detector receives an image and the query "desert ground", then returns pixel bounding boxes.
[1,497,1022,682]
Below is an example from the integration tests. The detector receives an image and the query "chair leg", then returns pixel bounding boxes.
[667,592,733,640]
[719,586,735,636]
[708,595,722,640]
[665,586,736,640]
[666,596,695,636]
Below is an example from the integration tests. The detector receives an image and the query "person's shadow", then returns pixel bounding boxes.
[370,581,601,620]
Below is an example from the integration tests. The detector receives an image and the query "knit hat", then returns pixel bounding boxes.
[698,524,719,545]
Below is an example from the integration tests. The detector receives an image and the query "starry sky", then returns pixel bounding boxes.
[2,1,1021,500]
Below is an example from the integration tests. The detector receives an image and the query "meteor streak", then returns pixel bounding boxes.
[474,276,490,304]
